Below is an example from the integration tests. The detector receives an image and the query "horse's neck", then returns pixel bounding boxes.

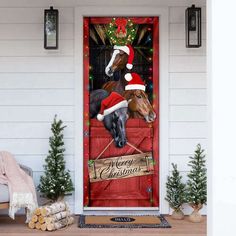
[117,69,128,88]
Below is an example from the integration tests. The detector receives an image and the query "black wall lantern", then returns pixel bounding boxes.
[44,6,59,49]
[185,5,201,48]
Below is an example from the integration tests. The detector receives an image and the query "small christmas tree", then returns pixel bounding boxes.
[186,144,207,222]
[38,116,74,201]
[165,163,186,219]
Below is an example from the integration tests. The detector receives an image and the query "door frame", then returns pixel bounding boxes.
[74,6,169,215]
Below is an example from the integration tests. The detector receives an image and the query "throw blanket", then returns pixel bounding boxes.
[0,151,38,222]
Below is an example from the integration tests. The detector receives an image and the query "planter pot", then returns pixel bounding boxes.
[57,196,65,202]
[171,209,184,220]
[189,209,202,223]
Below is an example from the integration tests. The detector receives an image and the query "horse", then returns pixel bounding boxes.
[103,48,129,94]
[90,89,128,148]
[90,89,109,118]
[123,89,156,123]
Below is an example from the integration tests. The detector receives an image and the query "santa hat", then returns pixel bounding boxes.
[113,45,134,70]
[124,73,146,91]
[97,92,128,121]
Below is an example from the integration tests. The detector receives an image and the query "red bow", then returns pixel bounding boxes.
[115,18,127,34]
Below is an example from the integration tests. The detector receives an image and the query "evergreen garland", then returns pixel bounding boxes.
[186,144,207,207]
[38,116,74,201]
[165,163,186,210]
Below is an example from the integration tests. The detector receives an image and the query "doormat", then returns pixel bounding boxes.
[78,215,171,228]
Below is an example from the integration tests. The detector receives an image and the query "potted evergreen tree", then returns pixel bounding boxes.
[38,115,74,202]
[186,144,207,223]
[165,163,186,220]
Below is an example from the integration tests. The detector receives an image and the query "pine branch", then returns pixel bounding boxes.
[37,115,74,201]
[165,163,186,210]
[186,144,207,207]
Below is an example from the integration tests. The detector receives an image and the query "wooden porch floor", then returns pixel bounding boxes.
[0,215,206,236]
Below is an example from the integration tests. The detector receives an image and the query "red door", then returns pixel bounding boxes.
[83,17,159,207]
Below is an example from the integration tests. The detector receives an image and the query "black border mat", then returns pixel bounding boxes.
[78,215,171,228]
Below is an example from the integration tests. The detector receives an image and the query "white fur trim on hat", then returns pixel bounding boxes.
[124,73,132,82]
[126,63,133,70]
[97,114,104,121]
[103,100,128,116]
[125,84,146,91]
[113,45,130,55]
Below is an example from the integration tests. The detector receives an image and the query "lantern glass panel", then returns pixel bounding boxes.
[189,10,200,46]
[44,7,58,49]
[186,5,201,48]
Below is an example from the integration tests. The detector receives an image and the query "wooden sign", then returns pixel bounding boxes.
[88,153,154,182]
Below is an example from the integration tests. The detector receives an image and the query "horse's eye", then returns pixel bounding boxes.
[136,95,142,99]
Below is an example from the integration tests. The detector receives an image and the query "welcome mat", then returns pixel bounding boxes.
[78,215,171,228]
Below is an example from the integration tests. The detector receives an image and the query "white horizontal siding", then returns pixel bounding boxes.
[0,57,74,73]
[0,106,74,122]
[0,139,74,155]
[0,122,74,138]
[0,24,73,40]
[169,6,206,23]
[0,73,74,89]
[0,6,75,212]
[170,89,207,105]
[170,73,206,88]
[16,155,75,171]
[0,3,207,215]
[169,56,206,72]
[170,39,206,56]
[170,105,207,121]
[0,89,74,105]
[170,138,207,155]
[170,23,206,40]
[0,0,208,8]
[169,6,207,215]
[0,8,74,23]
[0,40,74,57]
[170,122,207,138]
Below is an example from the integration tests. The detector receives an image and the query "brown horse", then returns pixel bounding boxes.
[123,89,156,123]
[103,49,129,94]
[103,48,156,123]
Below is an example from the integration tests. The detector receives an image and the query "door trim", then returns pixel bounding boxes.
[74,6,169,214]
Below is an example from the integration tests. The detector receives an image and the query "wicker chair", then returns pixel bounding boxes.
[0,164,33,210]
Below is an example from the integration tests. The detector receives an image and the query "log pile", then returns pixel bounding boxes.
[28,201,74,231]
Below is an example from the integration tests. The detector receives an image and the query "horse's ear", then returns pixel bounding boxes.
[128,99,132,104]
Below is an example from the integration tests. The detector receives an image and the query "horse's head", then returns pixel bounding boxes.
[105,49,128,77]
[103,107,128,148]
[124,90,156,123]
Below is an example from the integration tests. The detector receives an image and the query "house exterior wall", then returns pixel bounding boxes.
[0,0,206,214]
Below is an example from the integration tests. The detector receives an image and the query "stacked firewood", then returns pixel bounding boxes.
[28,201,74,231]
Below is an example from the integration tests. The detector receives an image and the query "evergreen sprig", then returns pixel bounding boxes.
[165,163,186,210]
[38,115,74,201]
[186,144,207,207]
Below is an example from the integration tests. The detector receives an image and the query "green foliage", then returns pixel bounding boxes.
[186,144,207,206]
[165,163,186,210]
[106,18,137,45]
[38,115,74,201]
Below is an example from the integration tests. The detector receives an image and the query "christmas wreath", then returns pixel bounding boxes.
[106,18,137,45]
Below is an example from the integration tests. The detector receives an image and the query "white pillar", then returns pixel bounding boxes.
[209,0,236,235]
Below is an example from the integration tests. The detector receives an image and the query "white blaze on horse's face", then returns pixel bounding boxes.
[105,49,120,77]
